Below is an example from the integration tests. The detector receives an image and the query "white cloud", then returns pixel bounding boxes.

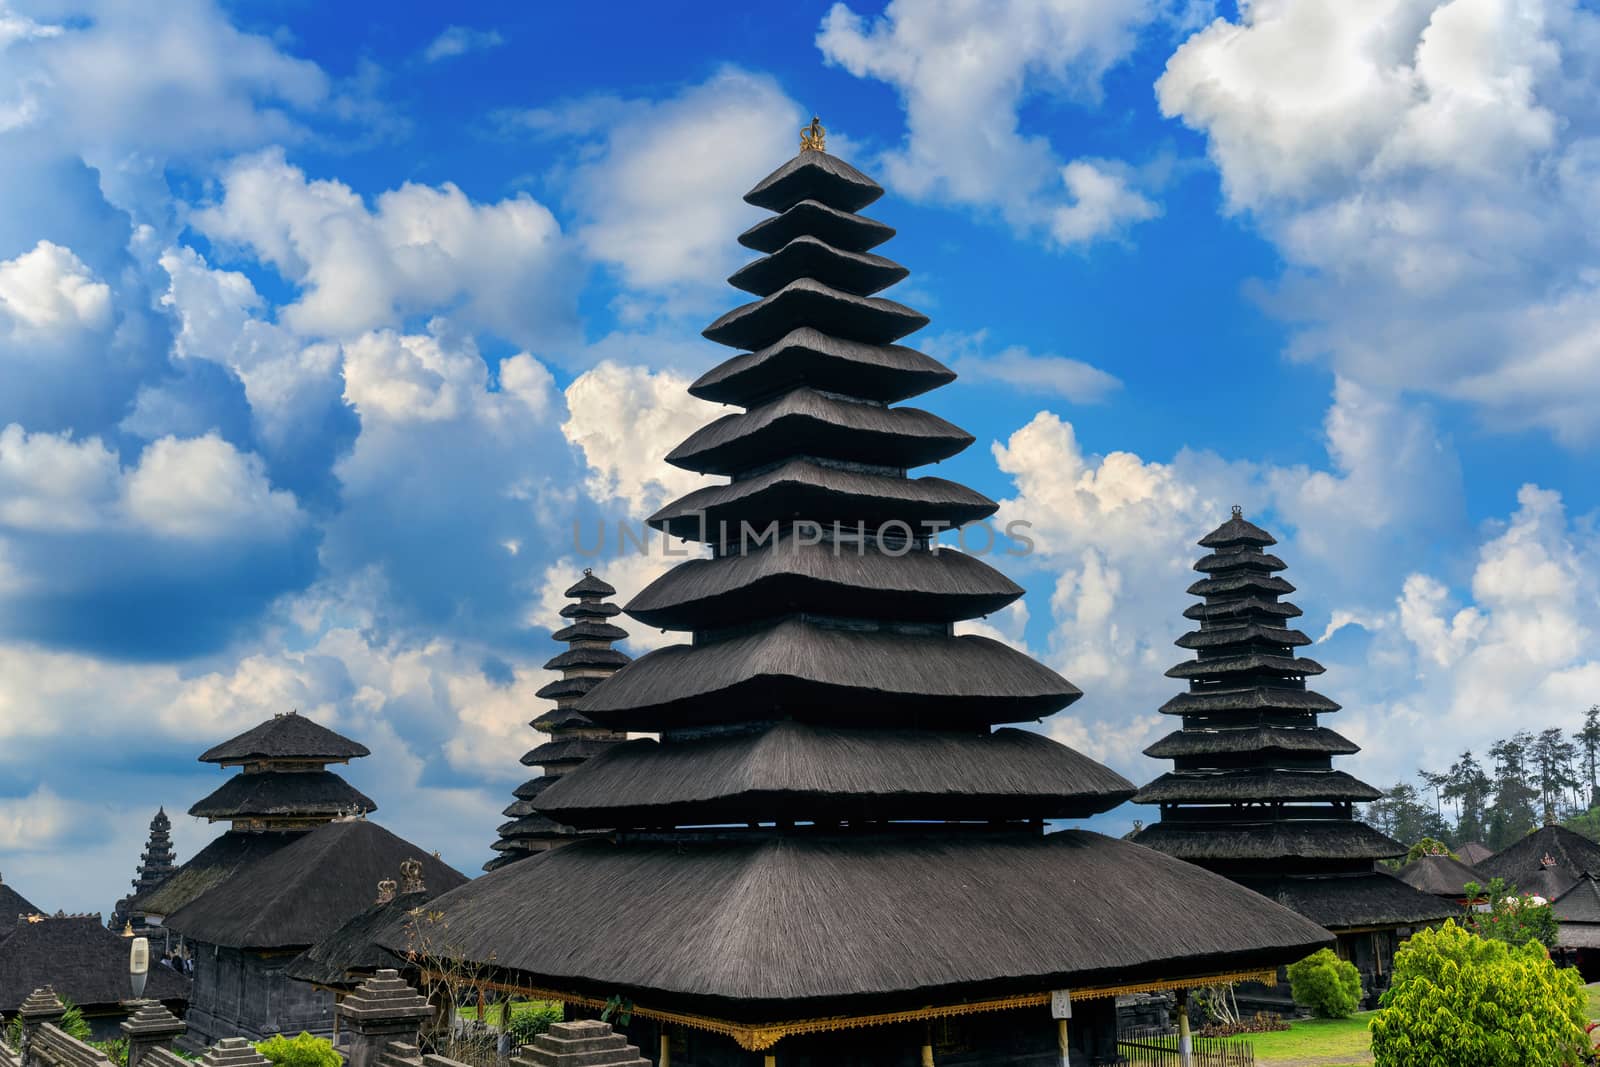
[520,68,801,301]
[1158,0,1600,441]
[0,240,112,339]
[0,786,73,851]
[195,148,577,345]
[930,330,1122,402]
[422,26,505,63]
[817,0,1163,246]
[561,361,711,517]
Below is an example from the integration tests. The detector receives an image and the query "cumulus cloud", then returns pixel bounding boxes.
[515,67,801,303]
[930,330,1122,403]
[0,786,73,851]
[195,149,579,345]
[1159,0,1600,441]
[0,240,111,338]
[817,0,1164,246]
[561,361,712,517]
[422,26,505,63]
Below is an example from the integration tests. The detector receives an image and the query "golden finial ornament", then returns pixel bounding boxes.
[122,921,135,937]
[800,116,826,153]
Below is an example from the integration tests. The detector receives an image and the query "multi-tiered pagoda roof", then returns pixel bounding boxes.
[111,808,178,931]
[1133,510,1455,931]
[413,129,1328,1057]
[485,571,631,871]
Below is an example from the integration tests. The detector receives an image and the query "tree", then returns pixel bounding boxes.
[1462,877,1560,948]
[1487,733,1540,850]
[1532,727,1580,823]
[1575,705,1600,809]
[1405,837,1455,864]
[1286,948,1361,1019]
[1370,922,1587,1067]
[1419,768,1450,823]
[1443,750,1492,844]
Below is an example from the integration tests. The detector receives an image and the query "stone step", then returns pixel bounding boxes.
[511,1022,649,1067]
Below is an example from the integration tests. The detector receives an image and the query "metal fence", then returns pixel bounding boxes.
[1116,1026,1255,1066]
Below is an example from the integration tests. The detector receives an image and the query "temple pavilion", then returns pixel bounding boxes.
[1133,510,1456,1005]
[407,124,1330,1066]
[110,808,178,933]
[485,570,631,870]
[1478,820,1600,893]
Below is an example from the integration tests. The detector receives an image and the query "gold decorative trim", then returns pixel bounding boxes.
[800,117,826,153]
[427,968,1278,1052]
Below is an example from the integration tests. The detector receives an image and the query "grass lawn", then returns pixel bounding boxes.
[1222,1012,1374,1066]
[1587,982,1600,1021]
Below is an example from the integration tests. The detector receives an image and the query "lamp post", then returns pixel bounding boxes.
[130,936,149,1000]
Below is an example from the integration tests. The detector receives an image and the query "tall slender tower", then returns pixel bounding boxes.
[485,571,631,870]
[418,126,1329,1064]
[111,808,179,932]
[1134,509,1454,1002]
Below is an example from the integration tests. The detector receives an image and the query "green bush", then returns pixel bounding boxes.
[256,1033,340,1067]
[1286,947,1363,1018]
[503,1002,563,1046]
[1464,877,1560,948]
[1371,920,1588,1067]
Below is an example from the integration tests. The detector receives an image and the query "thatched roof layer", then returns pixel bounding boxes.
[543,647,630,671]
[647,459,996,541]
[1397,854,1485,897]
[626,537,1021,630]
[0,879,40,921]
[1199,514,1276,548]
[199,712,369,764]
[729,235,907,298]
[564,573,616,597]
[1144,725,1359,759]
[536,723,1134,827]
[551,621,628,643]
[0,915,190,1012]
[703,278,928,350]
[188,770,376,820]
[690,327,953,407]
[666,388,971,475]
[572,618,1081,730]
[284,890,433,990]
[1478,824,1600,883]
[1240,872,1459,930]
[521,737,624,767]
[738,199,893,255]
[1554,874,1600,923]
[1160,687,1341,716]
[742,150,882,213]
[1135,769,1382,804]
[164,819,466,950]
[403,831,1329,1020]
[131,830,306,918]
[1132,819,1403,862]
[1457,841,1493,866]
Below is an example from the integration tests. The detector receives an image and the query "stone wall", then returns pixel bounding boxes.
[180,943,336,1049]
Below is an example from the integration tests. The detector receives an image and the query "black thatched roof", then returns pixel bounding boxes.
[530,707,596,731]
[1397,854,1485,897]
[1240,872,1460,930]
[729,235,907,298]
[0,878,40,920]
[551,621,627,643]
[188,770,376,821]
[1478,824,1600,883]
[558,600,621,619]
[0,915,190,1012]
[199,712,369,765]
[738,200,893,256]
[1135,770,1382,804]
[1131,819,1403,863]
[1144,725,1359,759]
[533,675,605,702]
[1457,841,1493,866]
[573,619,1081,731]
[1554,874,1600,923]
[626,536,1021,630]
[536,723,1134,828]
[1199,514,1276,548]
[132,830,306,918]
[704,278,928,351]
[564,572,615,598]
[666,388,971,475]
[402,831,1328,1021]
[1160,688,1340,716]
[521,738,622,767]
[743,149,882,213]
[647,459,996,541]
[164,820,466,950]
[689,327,953,407]
[284,890,433,990]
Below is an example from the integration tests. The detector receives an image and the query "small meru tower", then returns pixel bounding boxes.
[418,120,1329,1066]
[1133,509,1455,1002]
[110,807,179,933]
[485,570,632,870]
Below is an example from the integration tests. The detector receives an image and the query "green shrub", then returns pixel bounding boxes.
[92,1037,129,1066]
[1406,837,1456,863]
[1286,947,1362,1018]
[256,1033,340,1067]
[503,1002,563,1046]
[1371,920,1588,1067]
[1463,877,1560,948]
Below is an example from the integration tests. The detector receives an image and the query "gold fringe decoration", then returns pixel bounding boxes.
[425,967,1279,1052]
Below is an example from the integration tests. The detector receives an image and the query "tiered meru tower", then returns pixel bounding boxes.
[1133,509,1454,1003]
[486,571,631,871]
[192,710,375,829]
[421,122,1328,1066]
[111,808,179,932]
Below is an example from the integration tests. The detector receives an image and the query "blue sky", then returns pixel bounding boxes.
[3,0,1599,913]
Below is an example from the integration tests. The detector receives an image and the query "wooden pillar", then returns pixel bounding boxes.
[763,1056,776,1067]
[1056,1018,1070,1067]
[1177,991,1193,1067]
[920,1041,934,1066]
[658,1027,670,1066]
